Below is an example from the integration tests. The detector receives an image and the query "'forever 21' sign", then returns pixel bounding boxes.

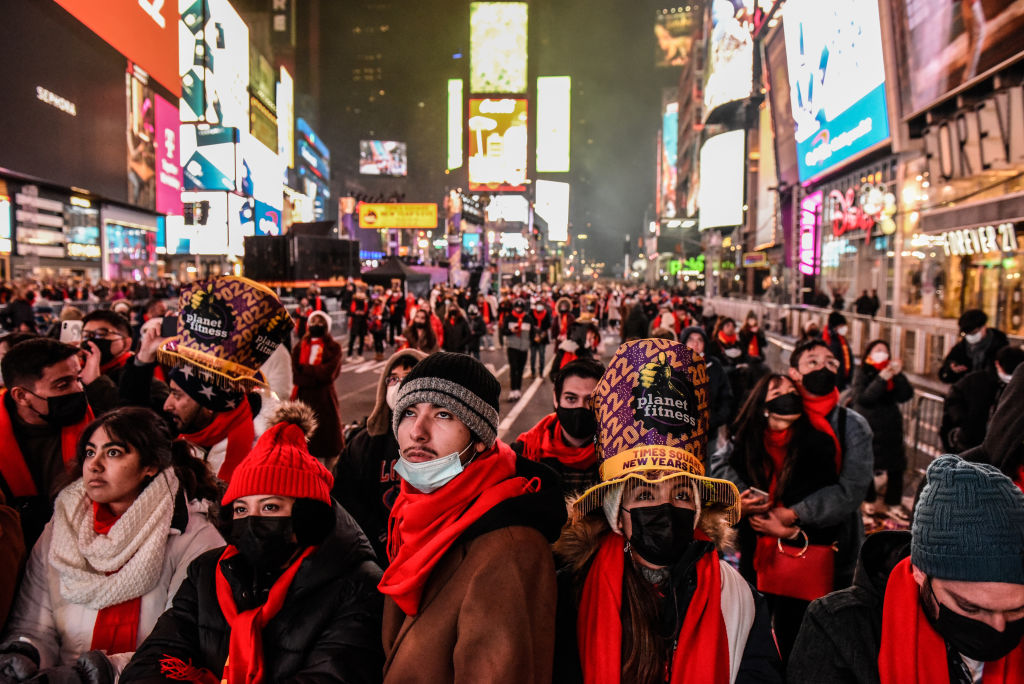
[940,223,1020,257]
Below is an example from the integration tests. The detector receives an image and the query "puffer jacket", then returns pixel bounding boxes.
[3,492,223,674]
[122,504,384,683]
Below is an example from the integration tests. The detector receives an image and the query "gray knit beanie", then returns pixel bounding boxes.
[912,455,1024,584]
[391,352,501,447]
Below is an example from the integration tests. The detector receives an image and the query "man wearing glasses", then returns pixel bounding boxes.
[80,309,168,413]
[776,339,875,586]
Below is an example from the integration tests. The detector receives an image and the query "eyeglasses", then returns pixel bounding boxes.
[385,375,404,386]
[82,329,124,341]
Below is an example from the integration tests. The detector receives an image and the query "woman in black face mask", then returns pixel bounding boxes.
[710,373,846,663]
[122,402,384,684]
[290,311,344,470]
[553,339,782,684]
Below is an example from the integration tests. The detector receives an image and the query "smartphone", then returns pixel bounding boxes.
[160,314,179,338]
[59,320,83,344]
[747,487,770,500]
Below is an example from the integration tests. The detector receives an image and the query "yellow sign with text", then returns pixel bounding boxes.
[358,203,438,229]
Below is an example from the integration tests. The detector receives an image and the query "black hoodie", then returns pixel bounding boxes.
[681,325,735,438]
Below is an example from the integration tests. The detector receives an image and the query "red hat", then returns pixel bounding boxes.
[222,402,333,506]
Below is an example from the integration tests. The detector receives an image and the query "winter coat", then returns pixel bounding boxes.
[260,344,294,401]
[941,368,1005,453]
[552,510,783,683]
[382,457,566,683]
[3,493,223,673]
[938,328,1009,384]
[529,310,552,346]
[402,323,439,355]
[122,504,384,683]
[825,329,854,390]
[0,491,24,629]
[787,531,912,684]
[850,364,914,471]
[711,406,873,586]
[738,329,767,362]
[501,312,532,352]
[292,334,345,464]
[441,314,470,353]
[467,315,486,354]
[962,362,1024,480]
[621,306,649,342]
[682,326,735,438]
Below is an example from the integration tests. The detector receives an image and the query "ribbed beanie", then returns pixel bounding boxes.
[391,351,501,447]
[222,402,333,505]
[912,455,1024,584]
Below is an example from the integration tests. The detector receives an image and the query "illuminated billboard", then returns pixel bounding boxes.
[179,0,249,128]
[698,130,745,230]
[358,203,438,230]
[535,180,569,243]
[359,141,408,176]
[448,79,463,170]
[127,64,157,210]
[658,88,679,219]
[182,125,238,192]
[277,68,294,168]
[704,0,759,116]
[53,0,179,95]
[536,76,571,173]
[470,2,528,94]
[154,94,183,215]
[486,195,529,223]
[654,7,701,69]
[784,0,890,182]
[240,133,284,212]
[468,98,528,192]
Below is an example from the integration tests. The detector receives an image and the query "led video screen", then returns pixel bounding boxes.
[699,130,745,230]
[470,2,528,94]
[468,98,528,192]
[536,76,571,173]
[654,7,701,68]
[359,140,408,176]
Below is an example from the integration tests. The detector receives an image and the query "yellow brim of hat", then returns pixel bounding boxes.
[574,445,741,525]
[158,341,269,391]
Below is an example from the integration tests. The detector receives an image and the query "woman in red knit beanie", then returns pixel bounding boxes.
[123,402,384,684]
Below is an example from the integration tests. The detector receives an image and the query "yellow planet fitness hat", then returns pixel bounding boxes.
[574,338,740,525]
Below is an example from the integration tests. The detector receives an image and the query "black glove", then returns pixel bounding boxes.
[0,642,40,682]
[72,653,113,684]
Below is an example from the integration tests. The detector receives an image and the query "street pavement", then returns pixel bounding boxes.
[331,330,622,445]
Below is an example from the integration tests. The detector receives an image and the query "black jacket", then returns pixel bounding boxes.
[332,426,401,565]
[441,315,470,353]
[681,326,734,435]
[940,369,1003,453]
[938,328,1009,384]
[621,307,649,342]
[850,364,914,469]
[122,504,385,683]
[787,531,911,684]
[961,362,1024,479]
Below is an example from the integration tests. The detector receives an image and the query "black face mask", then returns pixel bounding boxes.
[308,325,327,338]
[801,368,837,396]
[556,406,597,441]
[806,328,821,339]
[228,516,299,571]
[765,392,802,416]
[26,389,89,427]
[626,504,696,567]
[923,578,1024,662]
[89,338,117,366]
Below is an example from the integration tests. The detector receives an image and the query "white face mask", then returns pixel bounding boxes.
[869,349,889,364]
[394,442,475,494]
[998,370,1014,385]
[386,384,400,411]
[965,331,984,345]
[836,325,849,337]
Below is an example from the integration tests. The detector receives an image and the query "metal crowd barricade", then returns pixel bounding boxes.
[900,389,947,478]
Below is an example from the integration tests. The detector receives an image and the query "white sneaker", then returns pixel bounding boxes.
[509,390,521,401]
[349,355,363,363]
[489,346,496,351]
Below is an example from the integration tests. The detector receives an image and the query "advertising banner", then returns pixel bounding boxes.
[900,0,1024,115]
[359,141,408,176]
[783,0,890,182]
[126,64,157,210]
[358,203,439,230]
[704,0,758,116]
[448,79,464,170]
[239,133,284,231]
[536,76,571,173]
[754,103,778,249]
[277,68,294,168]
[470,2,528,94]
[658,88,679,219]
[654,6,701,69]
[763,23,799,188]
[535,180,570,243]
[468,98,528,192]
[182,125,238,192]
[182,190,228,254]
[154,94,183,214]
[53,0,179,95]
[179,0,249,127]
[698,130,745,230]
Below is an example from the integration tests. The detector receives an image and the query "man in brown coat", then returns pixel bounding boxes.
[379,352,566,683]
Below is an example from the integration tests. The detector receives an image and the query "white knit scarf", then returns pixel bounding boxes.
[49,469,179,610]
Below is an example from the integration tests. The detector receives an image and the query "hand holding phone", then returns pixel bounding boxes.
[59,320,83,345]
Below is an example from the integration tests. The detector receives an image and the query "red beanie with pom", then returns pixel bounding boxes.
[222,402,333,505]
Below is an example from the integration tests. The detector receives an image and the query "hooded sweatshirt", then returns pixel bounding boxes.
[681,326,734,435]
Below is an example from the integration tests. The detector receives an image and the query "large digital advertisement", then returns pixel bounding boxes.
[654,6,701,69]
[126,63,157,210]
[179,0,250,127]
[535,180,569,243]
[468,98,528,192]
[359,141,408,176]
[899,0,1024,114]
[470,2,528,94]
[783,0,890,182]
[155,94,183,214]
[658,88,679,219]
[181,125,238,192]
[704,0,757,115]
[698,130,745,230]
[536,76,571,174]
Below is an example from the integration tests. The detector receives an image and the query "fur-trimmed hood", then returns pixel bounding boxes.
[554,499,736,576]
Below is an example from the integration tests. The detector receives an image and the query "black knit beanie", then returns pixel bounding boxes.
[391,352,501,447]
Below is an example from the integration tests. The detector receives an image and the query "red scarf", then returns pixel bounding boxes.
[764,427,792,500]
[578,531,731,684]
[559,313,571,336]
[89,503,142,655]
[0,389,93,497]
[215,545,316,684]
[865,357,895,390]
[747,333,760,359]
[297,337,324,367]
[879,557,1024,683]
[799,387,842,472]
[379,442,537,615]
[533,309,547,326]
[824,329,852,376]
[1016,465,1024,493]
[100,351,134,375]
[181,401,254,482]
[509,310,527,333]
[516,413,597,470]
[717,331,738,346]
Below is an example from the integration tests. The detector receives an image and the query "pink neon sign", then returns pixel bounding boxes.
[799,191,822,276]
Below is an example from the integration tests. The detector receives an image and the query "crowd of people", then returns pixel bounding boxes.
[0,274,1017,684]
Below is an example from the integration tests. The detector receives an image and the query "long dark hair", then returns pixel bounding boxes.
[71,407,221,503]
[621,555,669,683]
